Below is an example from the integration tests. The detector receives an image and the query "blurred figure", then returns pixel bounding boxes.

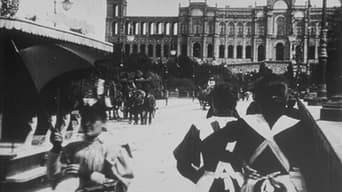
[174,83,241,192]
[47,102,134,192]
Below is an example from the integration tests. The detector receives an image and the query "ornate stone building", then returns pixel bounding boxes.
[106,0,337,72]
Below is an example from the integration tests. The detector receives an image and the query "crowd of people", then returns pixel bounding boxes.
[34,64,319,192]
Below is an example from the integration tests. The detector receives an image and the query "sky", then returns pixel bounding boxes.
[127,0,341,16]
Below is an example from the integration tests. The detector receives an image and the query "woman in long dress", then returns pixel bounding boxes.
[174,83,243,192]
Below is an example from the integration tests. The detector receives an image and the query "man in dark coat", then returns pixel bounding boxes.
[174,83,242,192]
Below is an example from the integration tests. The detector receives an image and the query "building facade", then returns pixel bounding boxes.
[106,0,336,72]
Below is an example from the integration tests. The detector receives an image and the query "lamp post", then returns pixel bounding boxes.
[317,0,328,100]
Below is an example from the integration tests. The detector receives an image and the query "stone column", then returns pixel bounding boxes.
[0,36,4,140]
[153,43,156,58]
[242,40,246,59]
[265,11,273,61]
[137,43,141,53]
[224,41,228,59]
[161,42,165,58]
[303,37,308,63]
[129,43,133,54]
[188,39,193,58]
[203,38,207,59]
[177,37,182,56]
[214,38,220,59]
[233,42,237,59]
[253,39,258,62]
[315,39,319,60]
[145,44,148,55]
[252,17,258,62]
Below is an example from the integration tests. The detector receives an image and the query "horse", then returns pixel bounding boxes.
[142,92,156,125]
[127,89,146,125]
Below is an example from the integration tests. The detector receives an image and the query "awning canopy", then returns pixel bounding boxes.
[0,17,113,53]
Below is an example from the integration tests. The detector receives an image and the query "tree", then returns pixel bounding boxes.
[124,53,153,72]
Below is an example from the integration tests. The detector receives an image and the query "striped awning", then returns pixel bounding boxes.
[0,17,113,53]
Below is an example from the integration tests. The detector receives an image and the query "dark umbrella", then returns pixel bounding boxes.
[19,44,106,91]
[18,43,110,130]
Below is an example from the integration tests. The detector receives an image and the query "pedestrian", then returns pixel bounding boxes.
[47,102,134,192]
[202,74,315,192]
[174,83,242,192]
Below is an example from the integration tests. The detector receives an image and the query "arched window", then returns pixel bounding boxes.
[228,45,234,58]
[125,44,130,56]
[258,45,265,61]
[173,23,178,35]
[308,46,315,59]
[134,22,139,35]
[273,0,288,9]
[219,22,226,35]
[237,23,244,37]
[182,44,187,56]
[112,22,118,35]
[295,45,303,62]
[165,23,170,35]
[207,44,213,58]
[148,44,154,57]
[140,44,146,54]
[125,22,131,35]
[257,20,265,35]
[237,45,243,58]
[194,23,201,34]
[246,22,252,36]
[219,45,225,58]
[228,23,235,36]
[208,22,214,34]
[276,17,286,37]
[164,44,169,57]
[142,23,147,35]
[276,43,285,60]
[133,44,138,53]
[157,23,162,34]
[296,21,304,36]
[246,46,252,59]
[156,44,162,57]
[193,43,201,58]
[114,5,119,17]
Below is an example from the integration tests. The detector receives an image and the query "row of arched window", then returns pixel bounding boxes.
[180,22,252,36]
[122,43,316,60]
[124,43,174,58]
[187,43,264,61]
[190,43,253,59]
[219,22,252,36]
[112,22,178,36]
